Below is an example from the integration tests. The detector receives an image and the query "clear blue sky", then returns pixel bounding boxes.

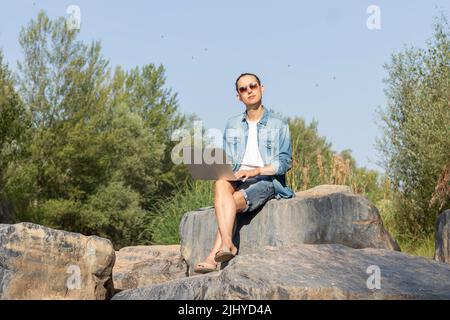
[1,1,448,172]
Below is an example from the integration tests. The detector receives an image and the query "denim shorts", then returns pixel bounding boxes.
[231,176,275,213]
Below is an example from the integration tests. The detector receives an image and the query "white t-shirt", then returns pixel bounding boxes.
[240,120,264,170]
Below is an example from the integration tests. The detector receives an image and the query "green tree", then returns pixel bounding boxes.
[2,11,188,248]
[287,117,334,189]
[0,51,27,221]
[376,14,450,240]
[0,51,25,179]
[109,65,188,208]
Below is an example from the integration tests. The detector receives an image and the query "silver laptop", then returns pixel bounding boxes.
[183,147,238,181]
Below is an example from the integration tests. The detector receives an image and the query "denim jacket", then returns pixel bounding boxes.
[223,106,295,199]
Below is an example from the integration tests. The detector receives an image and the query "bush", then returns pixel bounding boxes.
[148,180,214,245]
[39,181,150,249]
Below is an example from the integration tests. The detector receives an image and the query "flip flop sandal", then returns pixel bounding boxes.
[214,246,238,263]
[193,261,218,274]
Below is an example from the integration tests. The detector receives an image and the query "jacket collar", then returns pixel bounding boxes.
[241,105,269,125]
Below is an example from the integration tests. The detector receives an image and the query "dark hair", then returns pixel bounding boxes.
[235,73,261,92]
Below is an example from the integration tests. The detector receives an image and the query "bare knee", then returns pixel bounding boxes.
[215,179,234,194]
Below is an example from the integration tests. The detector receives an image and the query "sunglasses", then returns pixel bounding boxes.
[238,82,259,94]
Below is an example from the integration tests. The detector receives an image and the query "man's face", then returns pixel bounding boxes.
[236,75,264,106]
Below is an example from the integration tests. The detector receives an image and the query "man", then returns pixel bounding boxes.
[194,73,295,273]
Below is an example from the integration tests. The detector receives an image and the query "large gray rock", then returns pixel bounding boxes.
[180,185,400,275]
[113,245,188,291]
[112,244,450,300]
[0,222,115,300]
[435,209,450,263]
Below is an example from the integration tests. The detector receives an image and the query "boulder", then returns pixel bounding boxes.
[0,222,115,300]
[112,244,450,300]
[435,209,450,263]
[113,245,188,291]
[180,185,400,275]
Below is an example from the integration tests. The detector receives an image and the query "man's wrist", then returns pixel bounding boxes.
[255,167,262,176]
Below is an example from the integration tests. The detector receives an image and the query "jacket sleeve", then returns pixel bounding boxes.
[271,121,292,176]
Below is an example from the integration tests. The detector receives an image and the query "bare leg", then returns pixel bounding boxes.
[205,184,247,261]
[214,180,237,252]
[195,182,247,271]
